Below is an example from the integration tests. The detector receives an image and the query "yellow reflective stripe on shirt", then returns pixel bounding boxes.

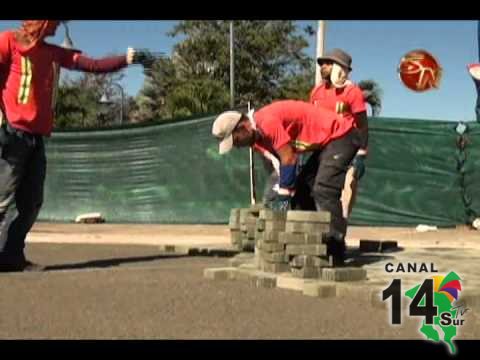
[292,140,312,151]
[18,56,33,104]
[51,62,60,110]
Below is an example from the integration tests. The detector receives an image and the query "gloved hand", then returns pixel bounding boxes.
[351,153,366,180]
[270,193,292,212]
[128,48,159,68]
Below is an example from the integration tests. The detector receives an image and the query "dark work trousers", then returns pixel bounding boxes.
[0,124,46,265]
[292,129,361,238]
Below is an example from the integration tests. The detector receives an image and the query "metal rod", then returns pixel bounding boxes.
[230,21,235,109]
[111,82,125,125]
[248,101,256,205]
[315,20,326,86]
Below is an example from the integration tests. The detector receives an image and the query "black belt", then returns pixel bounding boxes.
[1,123,42,147]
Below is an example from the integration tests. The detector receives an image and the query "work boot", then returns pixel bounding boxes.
[324,231,346,267]
[0,258,45,273]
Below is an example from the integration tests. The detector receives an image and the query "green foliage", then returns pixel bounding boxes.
[54,70,128,129]
[358,79,383,116]
[134,21,314,121]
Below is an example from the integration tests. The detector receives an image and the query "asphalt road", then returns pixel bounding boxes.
[0,243,478,340]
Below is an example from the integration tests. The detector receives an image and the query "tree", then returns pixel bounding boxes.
[54,70,128,129]
[358,79,383,116]
[134,21,314,121]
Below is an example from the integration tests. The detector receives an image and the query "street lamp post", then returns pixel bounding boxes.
[99,82,125,126]
[315,21,326,86]
[111,82,125,125]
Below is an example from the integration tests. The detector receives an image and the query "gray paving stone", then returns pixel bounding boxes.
[279,232,325,245]
[321,267,367,282]
[303,283,337,298]
[287,210,331,223]
[261,251,288,263]
[285,221,329,234]
[285,244,328,256]
[259,209,287,221]
[203,267,237,280]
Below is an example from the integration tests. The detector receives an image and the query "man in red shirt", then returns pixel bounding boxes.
[309,48,368,168]
[294,49,370,258]
[212,100,362,265]
[0,20,148,272]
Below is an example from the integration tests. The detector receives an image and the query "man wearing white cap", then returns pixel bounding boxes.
[212,100,362,265]
[468,63,480,121]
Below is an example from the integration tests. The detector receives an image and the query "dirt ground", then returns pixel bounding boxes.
[28,222,480,250]
[0,222,476,344]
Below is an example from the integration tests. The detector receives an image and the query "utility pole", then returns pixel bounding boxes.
[315,21,326,86]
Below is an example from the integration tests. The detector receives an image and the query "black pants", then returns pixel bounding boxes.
[292,129,361,238]
[0,125,45,265]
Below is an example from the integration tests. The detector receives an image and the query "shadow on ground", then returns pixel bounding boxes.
[345,247,404,267]
[43,254,187,271]
[43,248,239,272]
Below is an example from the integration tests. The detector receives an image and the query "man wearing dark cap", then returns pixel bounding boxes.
[288,49,370,247]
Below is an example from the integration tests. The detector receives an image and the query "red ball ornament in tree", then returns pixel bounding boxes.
[398,49,442,92]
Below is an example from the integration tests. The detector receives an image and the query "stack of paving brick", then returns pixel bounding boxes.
[255,209,289,273]
[229,205,264,252]
[229,208,242,250]
[280,210,331,279]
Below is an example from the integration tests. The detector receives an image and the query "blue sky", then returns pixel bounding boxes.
[0,20,478,121]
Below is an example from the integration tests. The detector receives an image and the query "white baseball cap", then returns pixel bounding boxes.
[212,111,243,154]
[468,63,480,81]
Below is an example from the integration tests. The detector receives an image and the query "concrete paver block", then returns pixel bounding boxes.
[380,241,399,252]
[261,261,290,273]
[285,221,329,234]
[359,240,381,252]
[276,273,316,291]
[321,267,367,282]
[255,273,278,289]
[286,244,328,256]
[259,209,287,221]
[290,255,329,268]
[279,232,324,245]
[259,242,285,252]
[264,221,286,232]
[303,283,337,298]
[287,211,331,223]
[291,266,320,278]
[261,251,288,263]
[230,230,242,244]
[203,267,237,280]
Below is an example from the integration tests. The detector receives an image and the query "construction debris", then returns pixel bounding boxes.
[75,213,105,224]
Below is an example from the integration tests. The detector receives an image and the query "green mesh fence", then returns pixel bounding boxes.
[349,117,465,227]
[39,115,478,226]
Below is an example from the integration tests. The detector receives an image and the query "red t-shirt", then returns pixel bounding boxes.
[0,30,80,135]
[309,82,366,128]
[254,100,355,154]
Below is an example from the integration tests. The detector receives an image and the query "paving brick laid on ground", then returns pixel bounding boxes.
[220,209,371,297]
[359,240,399,253]
[321,267,367,282]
